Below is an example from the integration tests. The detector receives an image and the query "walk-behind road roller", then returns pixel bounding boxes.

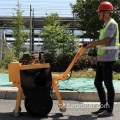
[8,46,86,117]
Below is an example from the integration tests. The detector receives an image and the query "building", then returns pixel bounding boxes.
[0,16,85,56]
[0,30,9,59]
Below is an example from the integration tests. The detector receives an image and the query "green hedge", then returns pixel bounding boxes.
[46,55,120,72]
[1,49,120,72]
[73,55,97,71]
[0,49,15,69]
[46,55,97,72]
[46,54,73,72]
[113,59,120,72]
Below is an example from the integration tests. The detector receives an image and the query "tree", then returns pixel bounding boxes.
[71,0,120,41]
[10,1,29,58]
[39,13,77,58]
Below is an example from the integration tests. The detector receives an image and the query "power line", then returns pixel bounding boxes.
[1,0,75,2]
[0,1,75,17]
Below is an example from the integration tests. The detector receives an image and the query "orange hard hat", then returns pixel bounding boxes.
[96,1,114,12]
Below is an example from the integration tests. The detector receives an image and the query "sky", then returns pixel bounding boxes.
[0,0,79,43]
[0,0,76,17]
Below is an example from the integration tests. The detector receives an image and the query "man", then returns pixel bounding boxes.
[81,1,119,117]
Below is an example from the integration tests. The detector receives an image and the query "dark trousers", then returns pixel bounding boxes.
[94,61,115,112]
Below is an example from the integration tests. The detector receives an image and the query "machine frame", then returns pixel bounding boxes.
[8,46,86,116]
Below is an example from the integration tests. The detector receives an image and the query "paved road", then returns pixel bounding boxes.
[0,99,120,120]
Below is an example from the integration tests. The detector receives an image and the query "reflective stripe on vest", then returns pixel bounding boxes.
[97,19,119,55]
[98,46,119,50]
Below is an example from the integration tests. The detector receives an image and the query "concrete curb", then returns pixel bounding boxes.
[0,87,120,102]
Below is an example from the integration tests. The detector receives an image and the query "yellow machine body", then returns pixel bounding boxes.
[9,63,50,86]
[9,62,21,82]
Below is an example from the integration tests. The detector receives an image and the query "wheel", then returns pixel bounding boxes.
[13,107,22,116]
[24,96,53,117]
[58,103,66,112]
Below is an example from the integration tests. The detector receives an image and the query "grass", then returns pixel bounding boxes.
[52,70,96,79]
[52,69,120,80]
[1,68,120,80]
[0,68,9,74]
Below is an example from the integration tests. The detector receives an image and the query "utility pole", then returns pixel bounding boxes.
[72,10,74,36]
[72,7,75,51]
[32,8,34,52]
[30,5,32,53]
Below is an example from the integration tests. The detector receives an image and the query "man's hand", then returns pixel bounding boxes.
[79,42,89,48]
[79,43,83,48]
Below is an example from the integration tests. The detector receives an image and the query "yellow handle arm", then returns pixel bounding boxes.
[56,46,87,80]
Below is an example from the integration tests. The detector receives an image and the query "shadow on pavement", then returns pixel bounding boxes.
[0,112,98,120]
[0,112,47,120]
[50,113,97,120]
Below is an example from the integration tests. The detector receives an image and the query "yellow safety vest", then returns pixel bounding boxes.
[97,19,119,55]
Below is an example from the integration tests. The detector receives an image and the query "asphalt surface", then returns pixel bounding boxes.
[0,99,120,120]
